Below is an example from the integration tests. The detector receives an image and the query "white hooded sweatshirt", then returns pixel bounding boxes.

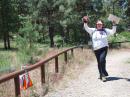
[84,23,117,50]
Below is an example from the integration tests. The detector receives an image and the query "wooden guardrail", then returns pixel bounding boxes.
[0,46,83,97]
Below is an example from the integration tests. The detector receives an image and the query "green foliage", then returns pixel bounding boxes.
[0,0,19,49]
[0,0,19,33]
[17,51,31,65]
[108,34,126,43]
[1,0,130,73]
[0,42,49,72]
[1,0,130,47]
[54,35,64,47]
[17,16,39,46]
[120,31,130,41]
[0,52,12,72]
[108,32,130,43]
[16,16,39,64]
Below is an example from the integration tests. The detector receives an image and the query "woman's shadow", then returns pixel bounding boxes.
[106,76,130,82]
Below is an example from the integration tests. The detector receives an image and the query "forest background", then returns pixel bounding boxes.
[0,0,130,73]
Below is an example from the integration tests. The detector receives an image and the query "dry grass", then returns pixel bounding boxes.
[0,80,15,97]
[47,48,94,92]
[0,48,94,97]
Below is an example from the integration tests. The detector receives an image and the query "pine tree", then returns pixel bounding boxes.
[0,0,19,49]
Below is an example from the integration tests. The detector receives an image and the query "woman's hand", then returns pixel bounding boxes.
[112,20,117,26]
[82,16,89,23]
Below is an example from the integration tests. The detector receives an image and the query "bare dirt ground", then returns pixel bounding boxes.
[44,48,130,97]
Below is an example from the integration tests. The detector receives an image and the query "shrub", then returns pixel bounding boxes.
[0,53,12,72]
[54,35,64,48]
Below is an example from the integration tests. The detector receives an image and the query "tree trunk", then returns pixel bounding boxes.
[3,30,10,49]
[1,0,11,49]
[7,31,10,49]
[63,26,70,43]
[2,21,10,49]
[66,26,70,43]
[47,9,55,47]
[3,32,7,49]
[49,24,54,47]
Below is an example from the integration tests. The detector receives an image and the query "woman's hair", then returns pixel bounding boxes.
[96,19,105,28]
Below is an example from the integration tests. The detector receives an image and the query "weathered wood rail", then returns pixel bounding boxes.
[0,46,83,97]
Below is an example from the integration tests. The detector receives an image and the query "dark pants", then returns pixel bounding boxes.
[94,46,108,77]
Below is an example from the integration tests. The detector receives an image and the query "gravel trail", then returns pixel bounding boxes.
[44,49,130,97]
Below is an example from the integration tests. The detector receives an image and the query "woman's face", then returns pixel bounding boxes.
[96,21,103,30]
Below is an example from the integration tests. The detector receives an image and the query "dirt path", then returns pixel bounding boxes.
[44,49,130,97]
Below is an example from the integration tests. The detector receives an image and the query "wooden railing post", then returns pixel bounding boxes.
[80,45,83,51]
[55,56,59,73]
[14,76,21,97]
[41,65,45,84]
[64,52,67,63]
[71,49,74,57]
